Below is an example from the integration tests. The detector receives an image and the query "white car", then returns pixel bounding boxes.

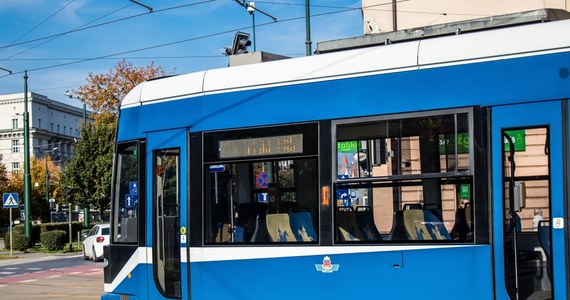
[82,224,110,262]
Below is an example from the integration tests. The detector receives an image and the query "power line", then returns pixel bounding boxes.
[0,1,215,51]
[0,0,75,55]
[0,5,359,78]
[2,55,224,62]
[0,3,133,63]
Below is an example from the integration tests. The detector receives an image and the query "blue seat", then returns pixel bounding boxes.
[355,206,382,241]
[538,220,551,281]
[423,210,451,240]
[336,207,363,241]
[289,211,317,242]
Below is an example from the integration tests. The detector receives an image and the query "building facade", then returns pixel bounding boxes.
[0,92,86,172]
[362,0,570,33]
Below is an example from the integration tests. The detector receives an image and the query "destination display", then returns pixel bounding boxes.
[219,134,303,158]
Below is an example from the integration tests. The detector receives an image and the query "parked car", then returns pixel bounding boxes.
[82,223,110,262]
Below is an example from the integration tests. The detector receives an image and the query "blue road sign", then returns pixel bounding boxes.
[125,194,138,208]
[3,193,18,208]
[129,182,138,195]
[209,164,225,173]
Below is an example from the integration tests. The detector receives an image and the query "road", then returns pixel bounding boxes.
[0,254,104,299]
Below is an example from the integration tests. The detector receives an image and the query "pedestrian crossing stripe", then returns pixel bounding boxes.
[3,193,18,208]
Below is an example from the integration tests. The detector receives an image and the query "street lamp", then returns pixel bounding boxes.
[23,70,32,240]
[64,90,89,228]
[44,147,58,221]
[64,90,86,125]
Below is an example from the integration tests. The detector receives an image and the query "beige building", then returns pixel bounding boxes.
[0,92,86,173]
[362,0,570,33]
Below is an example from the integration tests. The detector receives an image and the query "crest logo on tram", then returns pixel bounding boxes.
[315,256,339,273]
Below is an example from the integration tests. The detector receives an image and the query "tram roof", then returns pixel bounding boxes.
[121,9,570,109]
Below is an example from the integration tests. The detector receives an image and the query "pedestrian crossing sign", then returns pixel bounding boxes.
[3,193,19,208]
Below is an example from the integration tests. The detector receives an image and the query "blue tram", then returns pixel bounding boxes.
[103,9,570,300]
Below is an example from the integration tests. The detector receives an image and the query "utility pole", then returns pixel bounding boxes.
[305,0,312,56]
[23,71,32,240]
[65,90,90,228]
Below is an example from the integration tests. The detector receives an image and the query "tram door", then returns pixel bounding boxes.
[147,128,189,299]
[492,101,567,300]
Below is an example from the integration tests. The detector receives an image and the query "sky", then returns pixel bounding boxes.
[0,0,364,108]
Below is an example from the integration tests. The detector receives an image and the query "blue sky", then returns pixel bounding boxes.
[0,0,363,107]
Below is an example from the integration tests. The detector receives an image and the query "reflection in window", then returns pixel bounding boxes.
[112,142,140,244]
[205,159,318,244]
[153,149,181,298]
[334,111,474,243]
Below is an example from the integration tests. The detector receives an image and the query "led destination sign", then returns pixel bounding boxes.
[219,134,303,159]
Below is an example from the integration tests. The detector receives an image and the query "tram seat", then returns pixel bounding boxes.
[403,203,423,210]
[214,223,245,243]
[390,204,432,241]
[538,220,551,281]
[423,209,451,240]
[289,210,317,242]
[389,211,407,241]
[336,207,364,241]
[250,214,270,243]
[237,202,267,242]
[403,210,432,240]
[355,206,382,241]
[266,213,297,242]
[389,209,432,241]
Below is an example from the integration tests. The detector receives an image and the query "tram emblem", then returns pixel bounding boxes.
[315,256,339,273]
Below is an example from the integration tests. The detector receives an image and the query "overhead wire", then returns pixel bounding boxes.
[1,0,491,79]
[0,0,216,51]
[0,2,362,76]
[0,0,75,55]
[0,3,133,63]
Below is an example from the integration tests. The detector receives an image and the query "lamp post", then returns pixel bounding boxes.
[23,70,33,240]
[64,90,89,227]
[45,147,58,221]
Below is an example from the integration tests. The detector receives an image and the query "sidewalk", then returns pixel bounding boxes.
[0,238,82,265]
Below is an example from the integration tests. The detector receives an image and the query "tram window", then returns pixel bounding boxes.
[503,128,550,233]
[204,158,318,244]
[112,142,140,244]
[334,111,474,243]
[153,149,181,298]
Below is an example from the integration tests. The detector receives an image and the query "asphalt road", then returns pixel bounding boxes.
[0,250,104,299]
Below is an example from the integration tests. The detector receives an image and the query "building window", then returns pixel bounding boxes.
[57,125,60,134]
[76,129,79,137]
[64,126,67,135]
[70,127,73,136]
[12,162,20,172]
[12,118,18,130]
[12,140,20,153]
[38,119,42,129]
[51,123,54,132]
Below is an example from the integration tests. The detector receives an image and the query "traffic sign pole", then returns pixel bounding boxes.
[9,208,13,256]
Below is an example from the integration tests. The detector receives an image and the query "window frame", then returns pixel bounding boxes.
[331,108,477,244]
[202,122,320,246]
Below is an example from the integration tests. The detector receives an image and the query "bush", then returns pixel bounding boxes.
[41,230,67,251]
[4,231,30,251]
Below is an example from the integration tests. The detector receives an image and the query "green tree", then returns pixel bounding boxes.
[0,157,55,225]
[61,122,114,217]
[62,60,172,218]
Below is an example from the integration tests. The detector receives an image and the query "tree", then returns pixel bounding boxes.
[62,121,114,217]
[62,60,172,219]
[0,157,57,224]
[76,60,171,124]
